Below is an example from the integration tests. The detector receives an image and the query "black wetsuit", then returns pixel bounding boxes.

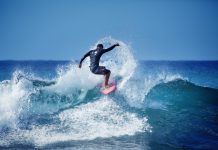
[79,44,117,75]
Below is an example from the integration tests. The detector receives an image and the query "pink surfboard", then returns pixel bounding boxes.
[100,82,116,94]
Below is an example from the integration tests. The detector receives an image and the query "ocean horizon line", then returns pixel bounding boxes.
[0,59,218,62]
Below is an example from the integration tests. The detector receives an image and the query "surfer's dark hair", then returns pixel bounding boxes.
[97,44,103,48]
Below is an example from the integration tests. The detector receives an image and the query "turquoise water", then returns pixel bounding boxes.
[0,38,218,149]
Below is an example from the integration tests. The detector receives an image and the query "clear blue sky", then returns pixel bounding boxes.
[0,0,218,60]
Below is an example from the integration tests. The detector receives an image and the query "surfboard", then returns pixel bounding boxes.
[100,82,116,94]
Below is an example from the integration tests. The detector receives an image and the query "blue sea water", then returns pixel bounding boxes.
[0,38,218,149]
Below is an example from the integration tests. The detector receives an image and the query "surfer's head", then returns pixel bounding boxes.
[97,44,103,49]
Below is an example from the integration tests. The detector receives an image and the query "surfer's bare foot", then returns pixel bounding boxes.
[104,85,110,89]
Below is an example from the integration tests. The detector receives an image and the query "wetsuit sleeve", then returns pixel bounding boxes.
[79,51,91,65]
[102,44,117,53]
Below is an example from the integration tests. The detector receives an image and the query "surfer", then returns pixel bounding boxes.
[79,43,120,88]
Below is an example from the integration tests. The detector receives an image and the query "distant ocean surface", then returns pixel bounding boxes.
[0,38,218,149]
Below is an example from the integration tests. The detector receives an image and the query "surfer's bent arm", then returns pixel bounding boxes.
[79,51,91,68]
[102,43,119,53]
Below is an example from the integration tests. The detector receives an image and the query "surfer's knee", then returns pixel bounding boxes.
[103,70,110,76]
[106,70,111,75]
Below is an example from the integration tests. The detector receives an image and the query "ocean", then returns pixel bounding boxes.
[0,38,218,149]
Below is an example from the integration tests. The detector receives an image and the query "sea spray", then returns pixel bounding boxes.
[0,70,32,129]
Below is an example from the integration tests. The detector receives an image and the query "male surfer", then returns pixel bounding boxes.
[78,43,119,88]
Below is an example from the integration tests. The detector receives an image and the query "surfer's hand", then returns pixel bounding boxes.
[115,43,120,46]
[78,64,82,68]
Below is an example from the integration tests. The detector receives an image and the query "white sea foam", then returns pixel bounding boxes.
[1,97,151,147]
[0,71,32,128]
[47,63,101,94]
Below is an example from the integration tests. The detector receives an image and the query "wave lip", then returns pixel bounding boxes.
[146,78,218,106]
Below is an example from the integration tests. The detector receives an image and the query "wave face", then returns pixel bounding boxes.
[0,38,218,149]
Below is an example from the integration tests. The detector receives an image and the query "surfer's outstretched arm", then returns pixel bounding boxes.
[79,51,91,68]
[102,43,119,53]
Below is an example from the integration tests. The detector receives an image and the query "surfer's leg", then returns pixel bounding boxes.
[100,66,109,87]
[92,66,111,87]
[104,70,111,88]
